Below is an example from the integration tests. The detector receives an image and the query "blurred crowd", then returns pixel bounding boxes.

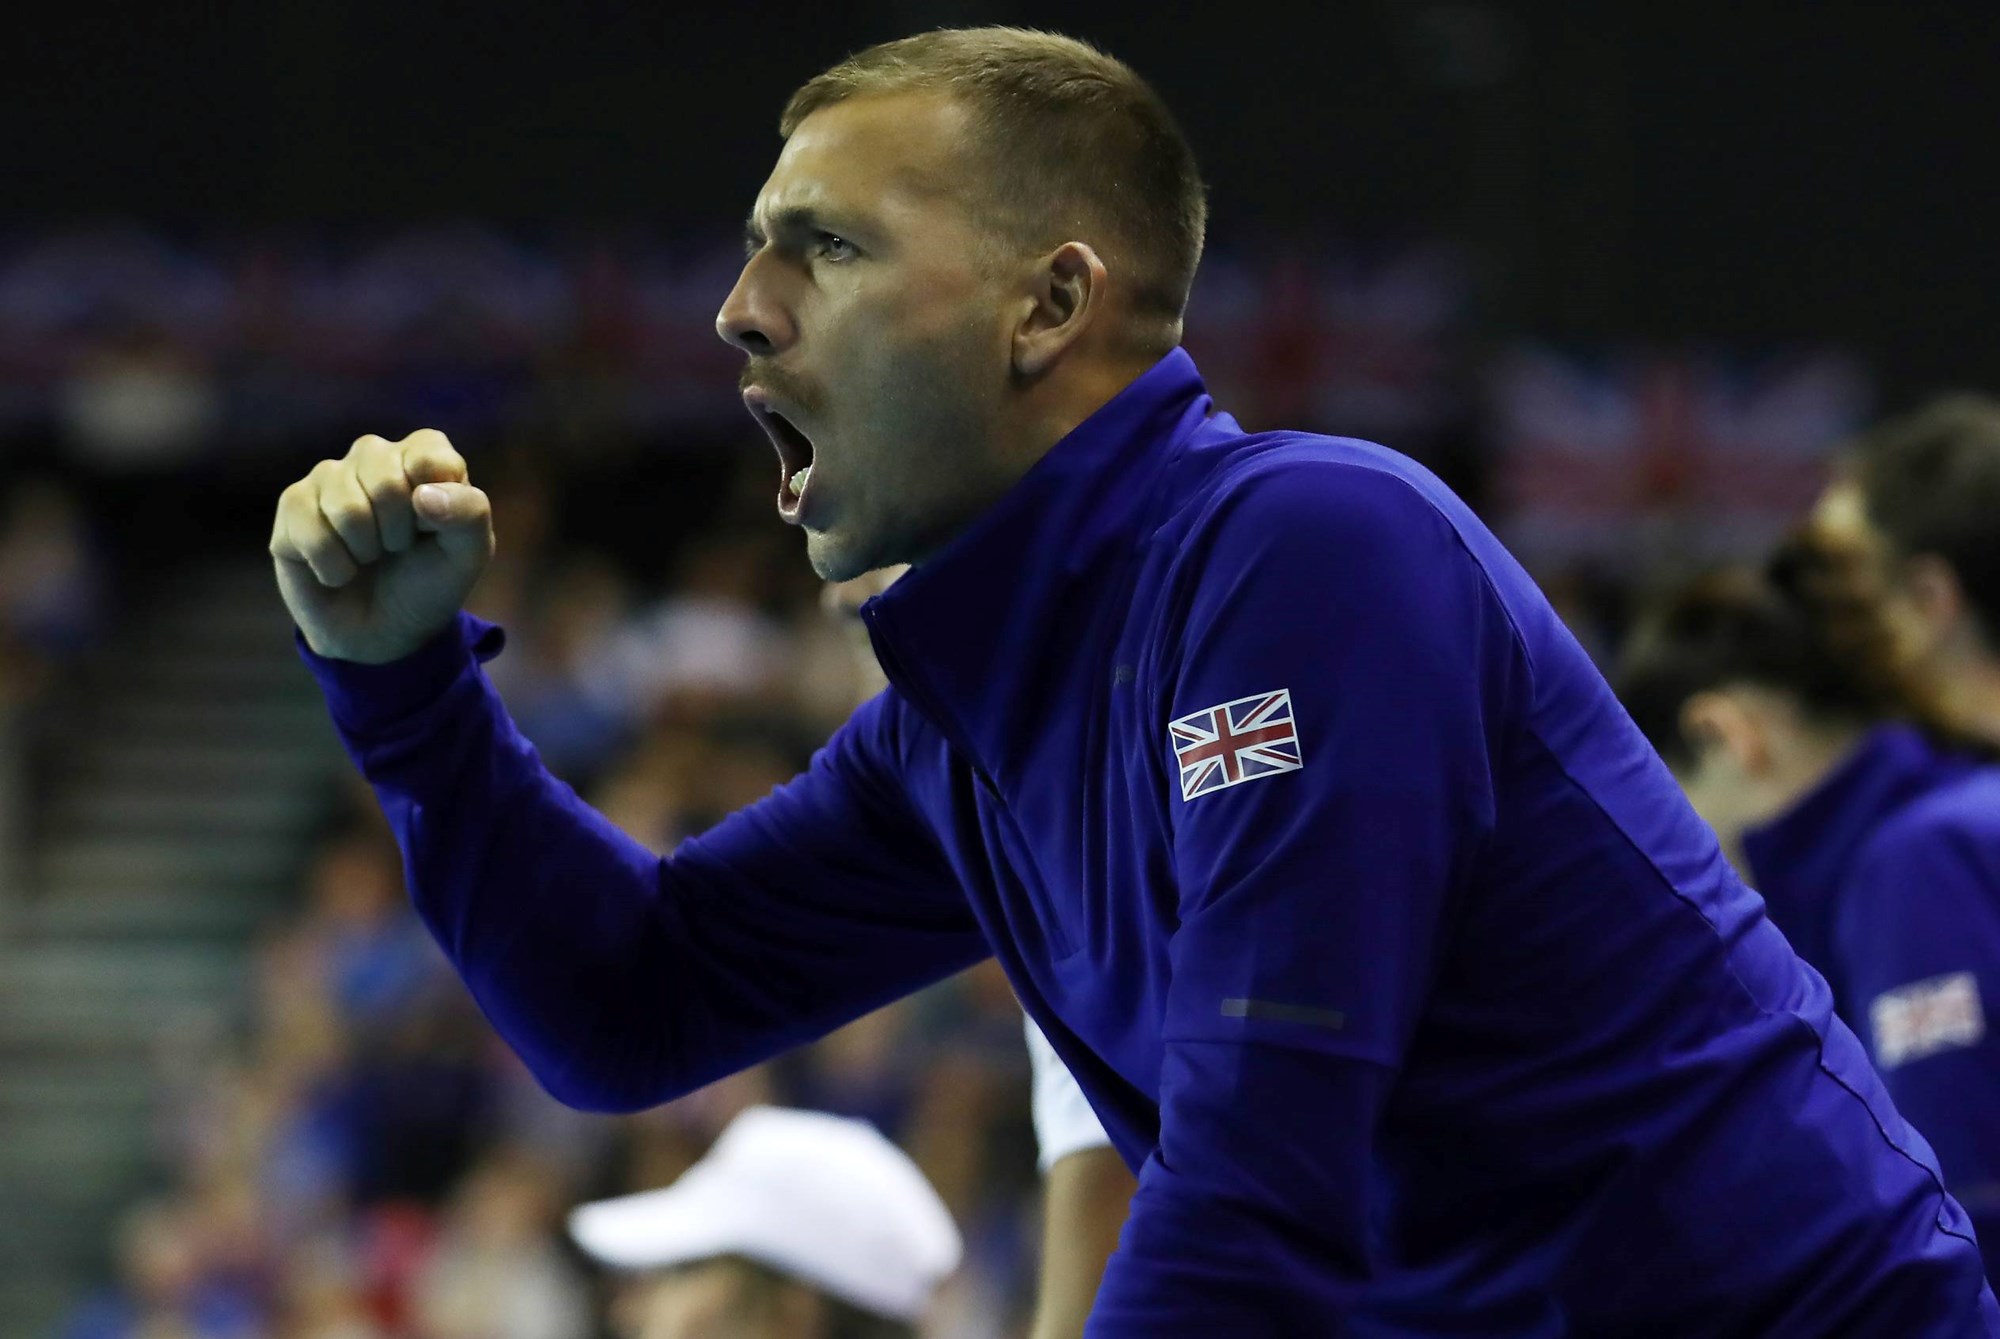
[64,815,1050,1339]
[0,222,1909,1337]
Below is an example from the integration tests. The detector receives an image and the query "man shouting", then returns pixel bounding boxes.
[272,27,1997,1335]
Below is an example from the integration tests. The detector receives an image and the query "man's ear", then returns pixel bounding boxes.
[1679,690,1772,778]
[1900,554,1968,647]
[1013,241,1107,378]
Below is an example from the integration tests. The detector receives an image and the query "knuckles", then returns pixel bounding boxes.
[361,472,412,503]
[322,500,375,534]
[276,434,484,567]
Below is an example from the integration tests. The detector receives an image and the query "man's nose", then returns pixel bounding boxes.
[716,255,797,355]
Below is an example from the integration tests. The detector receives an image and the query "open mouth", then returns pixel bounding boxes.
[743,391,817,523]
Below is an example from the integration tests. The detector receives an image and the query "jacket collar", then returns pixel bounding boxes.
[862,347,1217,776]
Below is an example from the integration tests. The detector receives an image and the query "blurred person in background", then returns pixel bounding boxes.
[1820,395,2000,746]
[273,1234,390,1339]
[56,320,219,477]
[567,1105,959,1339]
[272,26,1998,1332]
[825,566,1134,1339]
[481,550,637,783]
[0,473,102,894]
[265,828,497,1213]
[601,531,792,722]
[267,828,449,1034]
[0,475,104,674]
[60,1196,264,1339]
[409,1146,591,1339]
[1619,530,2000,1279]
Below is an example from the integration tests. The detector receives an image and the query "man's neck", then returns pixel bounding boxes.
[898,347,1178,574]
[1006,350,1165,478]
[1775,721,1870,816]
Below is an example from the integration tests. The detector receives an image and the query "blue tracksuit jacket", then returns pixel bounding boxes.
[305,349,1998,1334]
[1744,723,2000,1285]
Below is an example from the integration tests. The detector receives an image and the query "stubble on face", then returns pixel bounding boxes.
[803,308,1008,581]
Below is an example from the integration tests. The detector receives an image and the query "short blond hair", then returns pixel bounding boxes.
[782,27,1207,324]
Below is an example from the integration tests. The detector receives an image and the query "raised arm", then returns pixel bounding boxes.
[276,432,988,1112]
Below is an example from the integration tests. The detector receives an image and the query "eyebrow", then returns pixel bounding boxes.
[743,205,854,256]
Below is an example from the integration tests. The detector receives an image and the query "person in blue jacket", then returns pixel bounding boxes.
[1817,396,2000,749]
[267,26,1999,1335]
[1620,532,2000,1284]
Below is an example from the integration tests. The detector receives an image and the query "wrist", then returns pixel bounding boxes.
[299,612,506,736]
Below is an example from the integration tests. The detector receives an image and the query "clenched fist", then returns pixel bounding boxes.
[271,430,495,664]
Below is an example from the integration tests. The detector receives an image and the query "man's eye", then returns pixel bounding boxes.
[813,233,858,262]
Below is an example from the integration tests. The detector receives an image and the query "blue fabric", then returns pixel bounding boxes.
[305,350,1999,1334]
[1741,725,1971,1004]
[1747,727,2000,1284]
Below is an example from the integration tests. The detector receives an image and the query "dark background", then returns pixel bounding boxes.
[11,0,1999,406]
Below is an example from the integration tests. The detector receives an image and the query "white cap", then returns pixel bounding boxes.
[567,1106,961,1323]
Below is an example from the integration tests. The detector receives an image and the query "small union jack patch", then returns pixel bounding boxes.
[1870,971,1985,1070]
[1169,689,1303,801]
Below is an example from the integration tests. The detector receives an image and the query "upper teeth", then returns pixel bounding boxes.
[789,465,812,495]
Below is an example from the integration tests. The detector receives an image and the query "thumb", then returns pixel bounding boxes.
[412,483,493,558]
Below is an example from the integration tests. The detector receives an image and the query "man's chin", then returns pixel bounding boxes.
[804,527,875,585]
[803,513,935,585]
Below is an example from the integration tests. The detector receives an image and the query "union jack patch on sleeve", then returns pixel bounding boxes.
[1869,971,1985,1070]
[1169,689,1303,801]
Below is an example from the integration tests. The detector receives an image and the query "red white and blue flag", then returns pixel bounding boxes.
[1487,342,1870,562]
[1169,689,1303,801]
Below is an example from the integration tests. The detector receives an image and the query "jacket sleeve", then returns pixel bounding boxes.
[1835,814,2000,1275]
[1087,463,1513,1331]
[302,614,988,1112]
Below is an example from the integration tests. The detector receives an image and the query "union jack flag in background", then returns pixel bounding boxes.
[1169,689,1304,801]
[1487,342,1871,563]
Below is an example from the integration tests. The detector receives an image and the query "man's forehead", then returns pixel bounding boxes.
[752,91,970,221]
